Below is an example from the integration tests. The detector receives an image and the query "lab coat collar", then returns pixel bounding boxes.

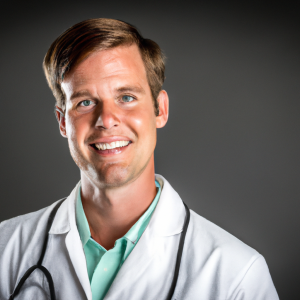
[49,175,186,238]
[48,181,79,235]
[150,174,186,236]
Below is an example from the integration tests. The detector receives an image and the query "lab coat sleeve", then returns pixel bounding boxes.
[230,255,279,300]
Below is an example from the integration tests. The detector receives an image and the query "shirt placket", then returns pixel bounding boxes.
[90,238,127,300]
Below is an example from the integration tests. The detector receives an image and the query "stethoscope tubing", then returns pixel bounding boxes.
[9,198,65,300]
[165,201,190,300]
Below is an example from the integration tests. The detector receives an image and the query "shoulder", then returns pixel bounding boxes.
[1,204,51,232]
[186,209,259,274]
[180,209,278,299]
[1,208,46,230]
[188,209,258,258]
[0,200,64,255]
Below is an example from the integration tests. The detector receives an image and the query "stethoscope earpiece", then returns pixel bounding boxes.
[55,106,65,116]
[54,106,65,122]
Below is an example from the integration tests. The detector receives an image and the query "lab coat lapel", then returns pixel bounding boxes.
[104,175,186,299]
[104,224,159,299]
[50,182,92,300]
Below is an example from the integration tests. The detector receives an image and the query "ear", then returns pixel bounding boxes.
[55,106,67,138]
[156,90,169,128]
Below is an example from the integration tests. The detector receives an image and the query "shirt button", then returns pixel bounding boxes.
[104,268,107,271]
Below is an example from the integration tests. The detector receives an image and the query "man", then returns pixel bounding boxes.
[0,18,279,300]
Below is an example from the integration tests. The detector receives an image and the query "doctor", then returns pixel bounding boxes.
[0,18,279,300]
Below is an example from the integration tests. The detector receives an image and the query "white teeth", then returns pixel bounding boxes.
[94,140,130,150]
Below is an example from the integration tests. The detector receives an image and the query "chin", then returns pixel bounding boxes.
[94,162,134,188]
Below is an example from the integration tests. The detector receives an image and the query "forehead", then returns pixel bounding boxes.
[61,44,148,95]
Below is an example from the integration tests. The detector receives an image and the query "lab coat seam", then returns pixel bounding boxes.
[227,254,262,300]
[155,230,183,237]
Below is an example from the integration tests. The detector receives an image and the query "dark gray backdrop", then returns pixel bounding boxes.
[1,1,299,298]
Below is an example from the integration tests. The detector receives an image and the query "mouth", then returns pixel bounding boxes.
[89,140,132,155]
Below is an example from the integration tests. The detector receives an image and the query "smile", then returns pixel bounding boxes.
[94,140,130,150]
[90,140,132,156]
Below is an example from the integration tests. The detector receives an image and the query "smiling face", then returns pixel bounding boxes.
[59,44,168,188]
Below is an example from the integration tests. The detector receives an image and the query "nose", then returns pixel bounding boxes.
[95,101,120,130]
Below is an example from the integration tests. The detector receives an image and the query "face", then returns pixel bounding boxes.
[59,44,168,188]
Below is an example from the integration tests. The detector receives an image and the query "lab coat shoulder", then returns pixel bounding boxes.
[0,201,62,254]
[176,208,279,299]
[0,206,48,253]
[188,208,259,264]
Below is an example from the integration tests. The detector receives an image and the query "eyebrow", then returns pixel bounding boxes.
[70,90,94,101]
[69,85,146,101]
[115,85,146,95]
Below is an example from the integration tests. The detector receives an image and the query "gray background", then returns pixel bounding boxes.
[1,0,299,298]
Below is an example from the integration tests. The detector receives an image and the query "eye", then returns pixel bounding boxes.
[80,100,93,106]
[77,99,96,112]
[121,95,134,103]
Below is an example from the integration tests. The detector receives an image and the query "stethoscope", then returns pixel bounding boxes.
[9,198,190,300]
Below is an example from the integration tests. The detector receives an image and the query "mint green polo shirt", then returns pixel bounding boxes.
[76,180,161,300]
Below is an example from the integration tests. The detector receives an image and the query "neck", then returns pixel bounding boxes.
[80,156,157,250]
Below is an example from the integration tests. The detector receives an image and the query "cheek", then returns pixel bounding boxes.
[125,109,156,144]
[66,115,87,145]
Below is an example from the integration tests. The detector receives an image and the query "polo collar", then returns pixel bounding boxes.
[122,180,161,243]
[76,185,90,247]
[76,180,162,247]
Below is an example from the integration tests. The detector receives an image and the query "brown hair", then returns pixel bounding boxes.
[43,18,165,116]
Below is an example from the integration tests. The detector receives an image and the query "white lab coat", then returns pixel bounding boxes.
[0,175,279,300]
